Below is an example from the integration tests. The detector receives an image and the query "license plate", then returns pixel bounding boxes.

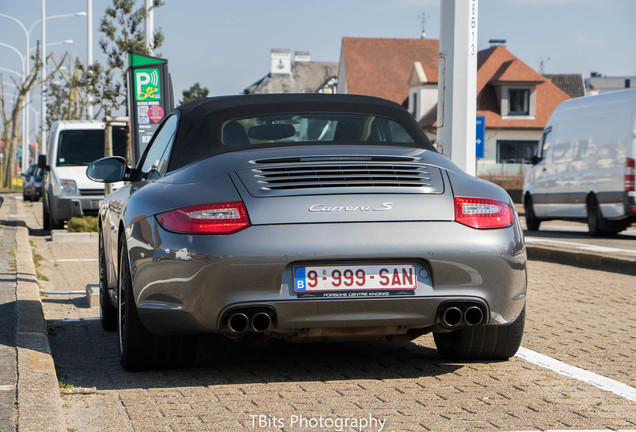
[294,264,417,293]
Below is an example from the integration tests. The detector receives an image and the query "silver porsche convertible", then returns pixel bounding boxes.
[87,94,527,371]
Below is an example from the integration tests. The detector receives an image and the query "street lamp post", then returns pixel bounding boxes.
[0,39,73,170]
[87,0,93,118]
[0,10,86,169]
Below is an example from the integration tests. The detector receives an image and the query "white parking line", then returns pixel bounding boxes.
[524,237,636,256]
[53,259,98,262]
[516,347,636,403]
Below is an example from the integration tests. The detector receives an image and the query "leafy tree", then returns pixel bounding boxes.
[179,83,209,105]
[83,0,165,118]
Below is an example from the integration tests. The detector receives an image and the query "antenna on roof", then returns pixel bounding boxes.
[537,57,551,74]
[419,10,429,38]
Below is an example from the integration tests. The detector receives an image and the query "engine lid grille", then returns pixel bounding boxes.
[237,158,445,196]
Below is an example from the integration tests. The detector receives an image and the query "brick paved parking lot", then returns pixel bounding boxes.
[20,200,636,431]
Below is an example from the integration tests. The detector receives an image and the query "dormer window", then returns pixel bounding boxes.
[508,88,530,115]
[494,84,536,119]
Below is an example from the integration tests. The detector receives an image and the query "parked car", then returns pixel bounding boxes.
[39,120,128,230]
[22,163,43,202]
[523,89,636,235]
[87,94,527,371]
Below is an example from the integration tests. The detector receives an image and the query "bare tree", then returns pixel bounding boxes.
[0,77,15,186]
[47,54,92,125]
[0,42,62,188]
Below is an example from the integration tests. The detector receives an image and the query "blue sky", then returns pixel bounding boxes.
[1,0,635,103]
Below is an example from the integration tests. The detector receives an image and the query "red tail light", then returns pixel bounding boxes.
[157,201,250,234]
[625,158,635,192]
[454,197,514,229]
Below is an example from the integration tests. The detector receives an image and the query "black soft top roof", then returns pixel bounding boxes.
[168,93,435,171]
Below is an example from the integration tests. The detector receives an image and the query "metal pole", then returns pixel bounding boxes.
[104,117,113,196]
[41,0,46,155]
[145,0,154,55]
[87,0,93,118]
[437,0,478,176]
[24,30,30,170]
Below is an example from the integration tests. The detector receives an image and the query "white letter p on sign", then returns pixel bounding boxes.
[136,72,150,97]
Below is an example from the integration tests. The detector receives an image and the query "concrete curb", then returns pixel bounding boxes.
[50,230,98,242]
[14,201,64,432]
[527,244,636,275]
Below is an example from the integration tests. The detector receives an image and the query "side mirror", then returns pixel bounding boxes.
[531,155,542,165]
[86,156,128,183]
[37,154,48,171]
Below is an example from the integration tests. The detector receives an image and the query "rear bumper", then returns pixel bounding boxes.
[50,194,102,221]
[128,218,527,337]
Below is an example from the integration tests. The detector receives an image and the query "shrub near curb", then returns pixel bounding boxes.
[67,216,98,233]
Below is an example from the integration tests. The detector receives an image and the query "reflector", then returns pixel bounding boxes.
[625,158,635,192]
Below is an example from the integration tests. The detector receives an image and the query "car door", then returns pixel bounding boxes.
[529,127,552,217]
[106,115,180,276]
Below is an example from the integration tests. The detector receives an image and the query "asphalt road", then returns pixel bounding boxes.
[18,200,636,431]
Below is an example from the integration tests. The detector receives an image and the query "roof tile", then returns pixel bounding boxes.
[420,45,570,129]
[341,37,439,104]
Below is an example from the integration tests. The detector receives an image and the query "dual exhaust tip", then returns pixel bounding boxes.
[227,304,483,334]
[440,304,485,329]
[227,311,273,335]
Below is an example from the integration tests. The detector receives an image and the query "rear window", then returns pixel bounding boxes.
[222,113,414,146]
[56,127,128,166]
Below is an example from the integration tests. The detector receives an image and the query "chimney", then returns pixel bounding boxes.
[270,49,292,75]
[489,39,507,47]
[294,51,310,63]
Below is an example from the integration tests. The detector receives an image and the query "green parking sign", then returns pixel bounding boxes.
[134,68,161,101]
[127,52,173,165]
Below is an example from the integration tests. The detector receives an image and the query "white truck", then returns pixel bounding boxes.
[39,120,128,230]
[523,89,636,235]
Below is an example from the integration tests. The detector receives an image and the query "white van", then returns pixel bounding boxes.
[523,89,636,235]
[40,120,128,230]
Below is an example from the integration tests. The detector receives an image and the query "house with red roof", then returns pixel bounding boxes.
[337,37,439,106]
[338,37,571,174]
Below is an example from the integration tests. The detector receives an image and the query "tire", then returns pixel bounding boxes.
[524,195,541,231]
[42,200,51,231]
[117,241,196,371]
[42,198,64,231]
[586,195,617,237]
[434,305,525,361]
[99,230,117,331]
[51,215,64,230]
